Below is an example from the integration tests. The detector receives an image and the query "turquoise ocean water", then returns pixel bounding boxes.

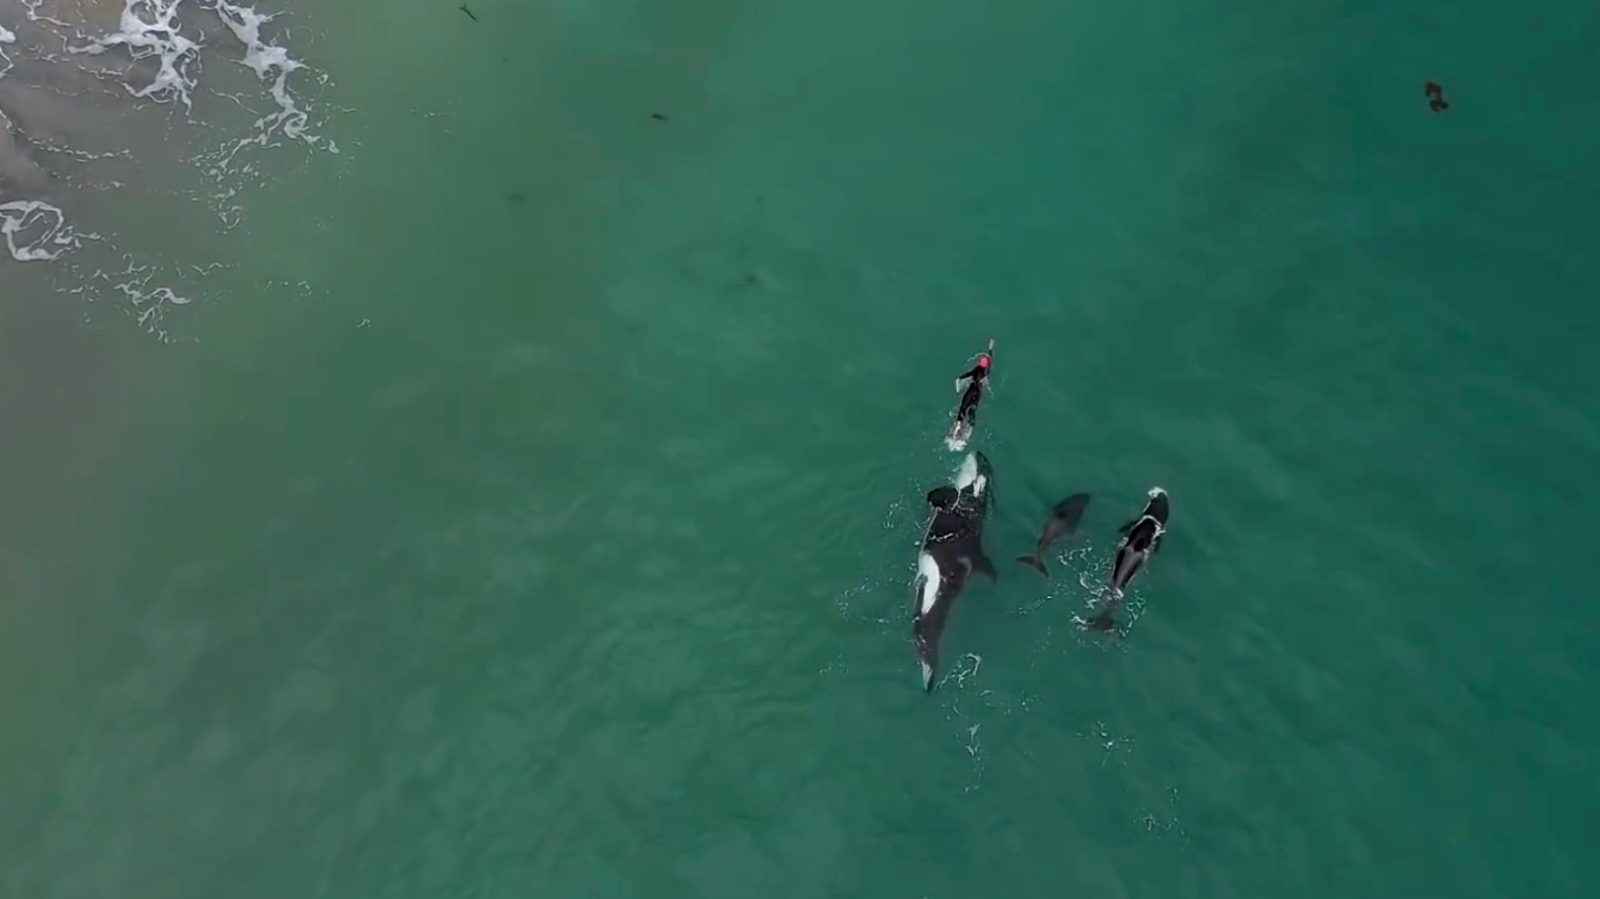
[2,1,1597,896]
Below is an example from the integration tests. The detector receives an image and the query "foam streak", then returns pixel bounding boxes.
[0,200,99,262]
[70,1,204,113]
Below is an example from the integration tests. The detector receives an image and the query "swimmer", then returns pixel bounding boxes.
[945,340,994,450]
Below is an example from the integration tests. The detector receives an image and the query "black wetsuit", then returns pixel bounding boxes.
[956,365,988,424]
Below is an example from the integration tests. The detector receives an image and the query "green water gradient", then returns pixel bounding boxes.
[2,0,1597,896]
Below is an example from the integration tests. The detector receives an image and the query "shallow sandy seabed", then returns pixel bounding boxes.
[0,0,329,329]
[2,1,202,192]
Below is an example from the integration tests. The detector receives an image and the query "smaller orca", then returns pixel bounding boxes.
[1087,487,1169,633]
[1016,493,1091,577]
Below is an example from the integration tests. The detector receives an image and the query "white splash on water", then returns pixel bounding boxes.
[71,1,203,112]
[1,1,336,332]
[20,0,72,30]
[64,1,333,160]
[0,200,99,261]
[200,0,338,170]
[110,256,194,334]
[1,20,14,80]
[953,453,978,490]
[941,651,983,690]
[55,256,203,340]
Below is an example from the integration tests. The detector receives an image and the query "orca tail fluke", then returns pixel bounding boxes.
[1016,554,1049,577]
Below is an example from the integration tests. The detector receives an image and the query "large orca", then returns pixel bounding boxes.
[912,452,997,691]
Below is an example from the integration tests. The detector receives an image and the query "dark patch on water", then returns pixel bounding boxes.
[1425,80,1449,113]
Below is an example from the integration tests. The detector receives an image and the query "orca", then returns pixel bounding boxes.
[1088,487,1170,632]
[1016,493,1091,577]
[912,452,997,690]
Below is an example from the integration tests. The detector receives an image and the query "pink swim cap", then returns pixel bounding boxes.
[978,355,991,369]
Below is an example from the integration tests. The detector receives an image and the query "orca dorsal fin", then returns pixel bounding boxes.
[1052,493,1091,531]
